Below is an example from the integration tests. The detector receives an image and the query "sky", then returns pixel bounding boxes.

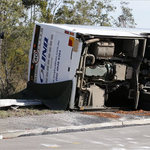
[111,0,150,29]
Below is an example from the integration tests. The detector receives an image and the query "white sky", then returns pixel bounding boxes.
[111,0,150,29]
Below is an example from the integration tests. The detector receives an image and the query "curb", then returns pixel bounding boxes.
[1,119,150,139]
[122,118,150,126]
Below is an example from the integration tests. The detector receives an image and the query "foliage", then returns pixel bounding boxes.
[90,0,116,26]
[54,0,116,26]
[39,0,63,23]
[0,0,28,97]
[114,1,136,28]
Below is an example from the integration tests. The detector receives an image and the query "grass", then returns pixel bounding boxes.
[0,105,64,119]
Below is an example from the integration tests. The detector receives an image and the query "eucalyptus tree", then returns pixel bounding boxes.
[0,0,27,97]
[54,0,116,26]
[114,1,136,28]
[22,0,42,23]
[22,0,63,23]
[90,0,116,26]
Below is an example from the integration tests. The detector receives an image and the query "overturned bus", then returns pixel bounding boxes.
[27,23,150,110]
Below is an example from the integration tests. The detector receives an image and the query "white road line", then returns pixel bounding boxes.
[143,135,150,138]
[128,141,138,144]
[139,146,150,149]
[112,148,127,150]
[90,141,110,146]
[126,138,134,140]
[41,144,60,148]
[44,137,71,143]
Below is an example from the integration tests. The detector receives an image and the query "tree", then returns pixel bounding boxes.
[89,0,116,26]
[114,1,136,28]
[54,0,116,26]
[22,0,42,23]
[55,0,96,25]
[39,0,63,23]
[0,0,28,97]
[22,0,63,23]
[54,0,74,24]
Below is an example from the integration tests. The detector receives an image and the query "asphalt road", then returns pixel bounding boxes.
[1,125,150,150]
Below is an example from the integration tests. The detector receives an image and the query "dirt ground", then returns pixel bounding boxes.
[82,112,120,119]
[115,109,150,116]
[82,109,150,119]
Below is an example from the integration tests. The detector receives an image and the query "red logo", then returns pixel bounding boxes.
[32,50,39,64]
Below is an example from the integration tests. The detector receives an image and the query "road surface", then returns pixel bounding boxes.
[1,125,150,150]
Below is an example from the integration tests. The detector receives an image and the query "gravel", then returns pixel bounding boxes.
[1,110,150,133]
[0,112,110,132]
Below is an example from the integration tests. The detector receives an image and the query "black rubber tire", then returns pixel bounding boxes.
[138,91,150,110]
[138,100,150,110]
[140,91,150,102]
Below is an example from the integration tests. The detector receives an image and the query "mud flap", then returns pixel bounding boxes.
[133,69,140,110]
[134,90,140,109]
[8,80,72,110]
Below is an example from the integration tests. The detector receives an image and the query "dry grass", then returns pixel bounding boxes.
[0,106,64,119]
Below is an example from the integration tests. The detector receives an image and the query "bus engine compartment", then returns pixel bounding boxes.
[75,34,150,110]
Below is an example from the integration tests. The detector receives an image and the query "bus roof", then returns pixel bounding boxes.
[38,23,150,38]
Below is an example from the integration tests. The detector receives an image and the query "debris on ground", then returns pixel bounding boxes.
[0,99,42,108]
[115,110,150,116]
[82,112,120,119]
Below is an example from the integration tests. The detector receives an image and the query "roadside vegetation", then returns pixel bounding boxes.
[0,105,64,118]
[0,0,136,98]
